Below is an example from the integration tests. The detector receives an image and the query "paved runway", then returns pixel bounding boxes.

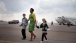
[0,22,76,43]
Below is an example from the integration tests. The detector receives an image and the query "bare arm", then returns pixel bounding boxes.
[32,13,37,26]
[28,19,29,21]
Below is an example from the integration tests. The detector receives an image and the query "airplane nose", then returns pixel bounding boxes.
[55,17,59,20]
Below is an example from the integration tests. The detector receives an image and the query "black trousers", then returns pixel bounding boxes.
[42,33,47,41]
[21,29,26,39]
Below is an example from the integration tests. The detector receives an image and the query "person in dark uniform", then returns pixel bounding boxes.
[51,21,54,26]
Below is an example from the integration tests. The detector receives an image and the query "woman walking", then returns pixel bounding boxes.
[28,8,36,41]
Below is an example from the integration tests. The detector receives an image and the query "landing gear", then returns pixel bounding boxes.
[67,24,70,27]
[63,23,65,25]
[59,23,65,25]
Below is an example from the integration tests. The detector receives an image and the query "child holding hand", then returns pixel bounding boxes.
[36,18,49,43]
[20,14,28,40]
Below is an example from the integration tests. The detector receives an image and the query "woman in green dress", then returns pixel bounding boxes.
[28,8,36,41]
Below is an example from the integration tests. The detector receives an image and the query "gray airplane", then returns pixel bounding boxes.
[56,16,76,26]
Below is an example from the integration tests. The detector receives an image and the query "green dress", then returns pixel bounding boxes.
[28,13,35,31]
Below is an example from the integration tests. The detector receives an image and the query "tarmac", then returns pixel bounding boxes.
[0,22,76,43]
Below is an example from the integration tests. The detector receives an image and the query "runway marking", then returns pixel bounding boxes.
[0,40,22,43]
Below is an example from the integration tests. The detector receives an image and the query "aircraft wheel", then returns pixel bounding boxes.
[59,23,61,25]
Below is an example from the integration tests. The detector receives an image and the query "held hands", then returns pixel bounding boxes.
[35,23,39,29]
[36,26,39,29]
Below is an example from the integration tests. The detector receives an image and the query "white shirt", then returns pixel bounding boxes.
[22,18,27,29]
[22,19,26,24]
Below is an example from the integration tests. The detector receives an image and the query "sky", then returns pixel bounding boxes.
[0,0,76,23]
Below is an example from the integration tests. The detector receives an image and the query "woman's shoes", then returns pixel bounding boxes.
[29,39,33,41]
[34,36,36,39]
